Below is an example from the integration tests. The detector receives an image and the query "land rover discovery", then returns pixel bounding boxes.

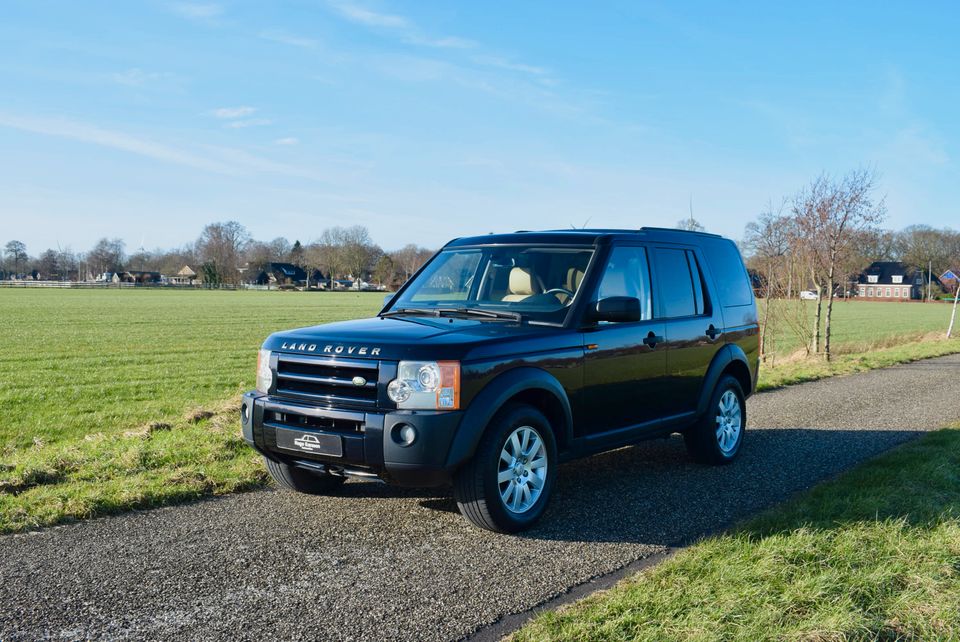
[241,228,759,533]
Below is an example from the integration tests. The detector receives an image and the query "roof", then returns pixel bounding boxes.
[858,261,921,285]
[445,227,723,248]
[176,265,197,277]
[267,262,306,279]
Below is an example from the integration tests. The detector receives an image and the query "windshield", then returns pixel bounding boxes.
[386,246,594,324]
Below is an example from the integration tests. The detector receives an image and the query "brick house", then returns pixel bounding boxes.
[857,261,934,300]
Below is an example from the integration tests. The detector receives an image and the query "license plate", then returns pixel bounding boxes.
[275,428,343,457]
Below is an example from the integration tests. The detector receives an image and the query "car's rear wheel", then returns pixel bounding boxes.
[453,404,557,533]
[683,375,746,465]
[264,457,346,494]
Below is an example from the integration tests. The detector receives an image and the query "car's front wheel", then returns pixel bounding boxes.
[264,457,346,494]
[453,404,557,533]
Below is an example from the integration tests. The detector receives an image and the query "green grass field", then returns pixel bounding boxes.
[1,290,959,533]
[759,298,955,359]
[512,427,960,641]
[0,289,386,531]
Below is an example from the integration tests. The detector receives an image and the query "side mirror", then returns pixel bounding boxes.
[589,296,641,323]
[383,293,395,306]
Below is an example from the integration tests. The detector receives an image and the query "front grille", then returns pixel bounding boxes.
[262,400,365,434]
[274,353,379,408]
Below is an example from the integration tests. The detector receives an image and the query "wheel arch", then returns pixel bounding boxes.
[695,344,753,418]
[444,367,573,470]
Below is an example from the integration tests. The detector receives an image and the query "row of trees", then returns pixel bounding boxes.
[738,169,960,363]
[1,224,435,289]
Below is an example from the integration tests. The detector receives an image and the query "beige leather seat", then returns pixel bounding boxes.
[551,267,585,304]
[502,267,539,302]
[565,267,584,292]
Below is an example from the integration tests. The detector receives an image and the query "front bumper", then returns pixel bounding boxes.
[241,391,463,487]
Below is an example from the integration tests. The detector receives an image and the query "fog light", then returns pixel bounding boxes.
[391,423,417,447]
[241,403,249,423]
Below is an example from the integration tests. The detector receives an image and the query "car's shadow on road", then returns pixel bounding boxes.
[339,427,924,545]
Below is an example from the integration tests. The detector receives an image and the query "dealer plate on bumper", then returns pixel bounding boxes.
[275,428,343,457]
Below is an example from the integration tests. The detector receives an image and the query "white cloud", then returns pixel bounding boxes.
[327,1,409,28]
[471,55,547,77]
[405,34,475,49]
[259,29,319,49]
[325,1,474,49]
[0,113,232,173]
[224,118,273,129]
[112,68,172,87]
[168,2,223,20]
[211,106,256,119]
[275,137,300,145]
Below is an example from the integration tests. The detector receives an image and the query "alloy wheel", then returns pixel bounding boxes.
[497,425,548,513]
[715,389,742,454]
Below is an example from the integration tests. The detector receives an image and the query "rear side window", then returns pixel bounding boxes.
[653,248,698,318]
[701,238,753,307]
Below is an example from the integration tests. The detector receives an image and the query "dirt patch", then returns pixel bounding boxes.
[184,408,215,423]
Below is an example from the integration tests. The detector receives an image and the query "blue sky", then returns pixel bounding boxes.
[1,1,957,253]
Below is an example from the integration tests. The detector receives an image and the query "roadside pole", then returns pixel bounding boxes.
[949,287,960,338]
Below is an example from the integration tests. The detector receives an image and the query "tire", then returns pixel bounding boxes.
[453,404,558,533]
[684,375,746,465]
[264,457,346,494]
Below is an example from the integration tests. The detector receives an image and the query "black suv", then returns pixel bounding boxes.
[241,228,758,533]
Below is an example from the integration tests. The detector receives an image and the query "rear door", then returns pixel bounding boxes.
[579,245,667,435]
[651,246,725,419]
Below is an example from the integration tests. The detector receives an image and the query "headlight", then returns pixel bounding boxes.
[256,349,273,393]
[387,361,460,410]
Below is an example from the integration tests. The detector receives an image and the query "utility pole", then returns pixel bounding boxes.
[929,260,933,302]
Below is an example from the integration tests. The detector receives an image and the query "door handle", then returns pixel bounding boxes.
[705,324,722,340]
[642,331,663,348]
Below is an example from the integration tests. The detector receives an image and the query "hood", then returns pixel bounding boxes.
[261,315,577,362]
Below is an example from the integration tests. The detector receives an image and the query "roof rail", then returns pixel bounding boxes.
[639,226,722,238]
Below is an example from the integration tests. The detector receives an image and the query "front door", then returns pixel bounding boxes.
[579,245,667,435]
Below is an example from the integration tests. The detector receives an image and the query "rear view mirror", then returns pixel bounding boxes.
[590,296,641,323]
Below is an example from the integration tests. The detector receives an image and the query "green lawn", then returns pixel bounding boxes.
[759,298,954,358]
[0,289,385,532]
[1,291,959,533]
[512,427,960,641]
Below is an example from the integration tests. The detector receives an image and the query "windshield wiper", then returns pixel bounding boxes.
[380,307,522,322]
[443,307,523,322]
[380,307,444,318]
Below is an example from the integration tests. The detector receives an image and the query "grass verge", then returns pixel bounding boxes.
[512,427,960,641]
[0,397,269,533]
[758,334,960,390]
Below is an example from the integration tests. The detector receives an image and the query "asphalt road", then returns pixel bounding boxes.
[3,355,960,641]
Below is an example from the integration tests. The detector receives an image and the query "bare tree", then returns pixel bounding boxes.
[87,238,126,276]
[196,221,250,285]
[313,228,348,288]
[391,243,433,283]
[37,249,60,280]
[743,200,791,362]
[792,169,886,360]
[340,226,379,287]
[373,254,396,288]
[4,240,27,277]
[676,216,705,232]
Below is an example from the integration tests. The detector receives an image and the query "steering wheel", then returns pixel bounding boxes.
[544,287,575,303]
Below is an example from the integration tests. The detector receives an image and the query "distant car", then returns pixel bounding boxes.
[799,290,818,300]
